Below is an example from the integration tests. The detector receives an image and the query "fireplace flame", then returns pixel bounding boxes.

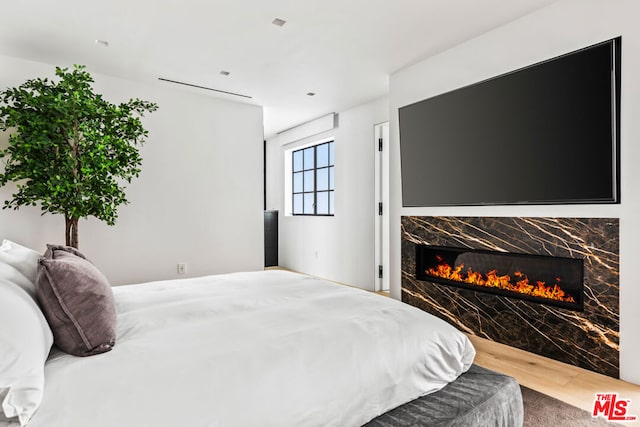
[426,259,576,303]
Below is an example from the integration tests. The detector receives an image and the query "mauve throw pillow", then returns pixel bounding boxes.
[36,245,116,356]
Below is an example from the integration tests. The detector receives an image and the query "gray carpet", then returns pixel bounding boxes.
[521,386,618,427]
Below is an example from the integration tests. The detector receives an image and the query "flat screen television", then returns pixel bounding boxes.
[399,37,621,207]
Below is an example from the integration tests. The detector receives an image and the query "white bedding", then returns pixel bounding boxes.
[24,270,475,427]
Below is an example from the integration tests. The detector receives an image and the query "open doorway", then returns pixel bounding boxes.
[374,122,389,292]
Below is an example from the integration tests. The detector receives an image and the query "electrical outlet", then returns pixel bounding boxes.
[177,263,187,274]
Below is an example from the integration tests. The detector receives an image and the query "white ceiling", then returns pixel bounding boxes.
[0,0,557,138]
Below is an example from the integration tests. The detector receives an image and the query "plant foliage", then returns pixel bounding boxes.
[0,65,158,247]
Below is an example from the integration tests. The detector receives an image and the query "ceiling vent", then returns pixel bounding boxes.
[157,78,251,99]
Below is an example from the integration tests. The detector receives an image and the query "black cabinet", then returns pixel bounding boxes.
[264,210,278,267]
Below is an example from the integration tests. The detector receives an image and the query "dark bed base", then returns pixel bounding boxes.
[365,364,523,427]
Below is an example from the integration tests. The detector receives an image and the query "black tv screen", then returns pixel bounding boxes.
[399,38,620,207]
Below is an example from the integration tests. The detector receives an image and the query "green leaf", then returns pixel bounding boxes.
[0,64,158,235]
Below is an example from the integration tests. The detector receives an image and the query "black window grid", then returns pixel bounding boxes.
[292,141,334,216]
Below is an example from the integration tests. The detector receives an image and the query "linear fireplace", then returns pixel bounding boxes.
[415,244,584,311]
[402,217,619,378]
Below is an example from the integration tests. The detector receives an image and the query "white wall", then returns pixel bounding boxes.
[266,97,388,290]
[389,0,640,383]
[0,55,264,285]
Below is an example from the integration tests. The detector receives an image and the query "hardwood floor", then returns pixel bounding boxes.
[469,334,640,425]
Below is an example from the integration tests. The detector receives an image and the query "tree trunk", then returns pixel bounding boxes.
[65,216,79,249]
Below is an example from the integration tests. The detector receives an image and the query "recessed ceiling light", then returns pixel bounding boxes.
[272,18,287,27]
[95,40,109,47]
[306,92,316,97]
[220,70,230,76]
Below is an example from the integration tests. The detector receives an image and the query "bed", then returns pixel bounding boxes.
[1,241,523,426]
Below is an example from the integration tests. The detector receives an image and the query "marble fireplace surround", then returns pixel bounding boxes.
[401,216,620,378]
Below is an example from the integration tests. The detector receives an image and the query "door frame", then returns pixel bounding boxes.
[374,122,390,292]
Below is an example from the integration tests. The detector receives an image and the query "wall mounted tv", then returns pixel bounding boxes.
[399,37,621,207]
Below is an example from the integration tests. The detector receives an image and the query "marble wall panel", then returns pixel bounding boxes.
[401,216,619,378]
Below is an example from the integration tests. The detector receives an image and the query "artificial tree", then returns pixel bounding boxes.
[0,65,158,248]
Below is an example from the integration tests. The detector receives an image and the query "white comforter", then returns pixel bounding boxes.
[27,270,475,427]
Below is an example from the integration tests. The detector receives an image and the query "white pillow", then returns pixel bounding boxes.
[0,240,40,299]
[0,279,53,425]
[0,240,52,426]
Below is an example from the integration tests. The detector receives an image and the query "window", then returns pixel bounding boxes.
[292,141,334,215]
